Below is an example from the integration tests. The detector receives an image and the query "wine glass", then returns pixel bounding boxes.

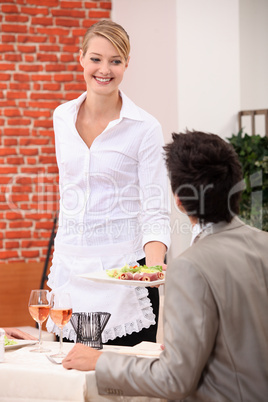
[28,289,51,353]
[49,292,72,358]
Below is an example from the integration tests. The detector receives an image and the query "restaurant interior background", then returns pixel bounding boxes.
[0,0,267,330]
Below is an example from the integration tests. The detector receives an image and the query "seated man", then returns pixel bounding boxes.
[62,130,268,401]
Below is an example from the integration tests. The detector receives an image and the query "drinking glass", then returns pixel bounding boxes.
[49,292,72,358]
[28,289,51,353]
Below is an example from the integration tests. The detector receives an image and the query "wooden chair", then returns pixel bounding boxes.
[0,262,49,327]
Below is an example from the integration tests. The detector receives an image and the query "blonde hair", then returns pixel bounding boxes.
[82,20,130,61]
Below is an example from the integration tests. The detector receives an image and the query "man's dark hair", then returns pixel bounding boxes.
[164,130,243,223]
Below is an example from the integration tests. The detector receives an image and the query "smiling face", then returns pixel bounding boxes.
[80,35,129,96]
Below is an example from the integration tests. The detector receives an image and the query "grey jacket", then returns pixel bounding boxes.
[95,217,268,401]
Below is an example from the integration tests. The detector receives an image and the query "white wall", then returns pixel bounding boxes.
[112,0,241,260]
[239,0,268,136]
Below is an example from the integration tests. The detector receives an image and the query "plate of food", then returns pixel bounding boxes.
[79,264,165,286]
[4,337,37,350]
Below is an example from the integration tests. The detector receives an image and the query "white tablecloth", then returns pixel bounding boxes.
[0,341,166,402]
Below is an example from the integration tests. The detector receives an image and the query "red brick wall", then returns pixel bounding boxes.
[0,0,111,263]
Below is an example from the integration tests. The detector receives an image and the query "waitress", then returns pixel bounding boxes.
[46,20,170,346]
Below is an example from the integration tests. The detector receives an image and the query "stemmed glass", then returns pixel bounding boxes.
[49,292,72,358]
[28,289,51,353]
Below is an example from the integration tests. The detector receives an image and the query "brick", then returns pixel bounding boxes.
[72,28,88,37]
[5,15,29,23]
[12,185,33,193]
[13,73,30,82]
[5,241,20,249]
[0,166,18,174]
[0,44,14,52]
[36,221,53,229]
[23,110,51,118]
[2,5,19,13]
[5,212,24,220]
[55,18,80,27]
[18,35,47,43]
[6,91,27,99]
[59,37,78,45]
[30,92,63,100]
[4,108,22,117]
[5,54,22,62]
[2,35,15,42]
[17,45,36,53]
[88,10,110,18]
[21,250,40,258]
[1,24,28,33]
[19,139,49,147]
[38,129,56,137]
[21,7,49,15]
[36,27,70,36]
[10,83,30,90]
[52,9,85,18]
[39,156,57,164]
[6,157,24,165]
[54,73,74,82]
[21,167,45,174]
[64,83,86,91]
[27,0,59,6]
[85,2,98,8]
[43,83,61,91]
[100,2,112,10]
[25,55,35,63]
[4,128,30,136]
[24,213,52,220]
[31,74,52,81]
[4,139,18,148]
[0,63,15,71]
[6,230,32,239]
[60,54,74,62]
[0,250,19,259]
[26,158,37,165]
[63,45,80,54]
[19,65,43,72]
[0,73,11,80]
[31,17,53,26]
[41,147,56,154]
[67,64,83,72]
[45,64,66,72]
[7,118,31,126]
[37,54,58,62]
[39,45,60,52]
[28,101,60,109]
[61,1,83,7]
[9,194,29,203]
[20,148,39,156]
[10,220,33,228]
[0,148,17,156]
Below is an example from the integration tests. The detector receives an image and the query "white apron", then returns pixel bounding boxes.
[46,239,155,342]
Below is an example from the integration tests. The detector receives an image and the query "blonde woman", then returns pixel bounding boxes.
[47,20,170,346]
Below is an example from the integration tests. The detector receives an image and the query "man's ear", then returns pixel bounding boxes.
[174,194,182,207]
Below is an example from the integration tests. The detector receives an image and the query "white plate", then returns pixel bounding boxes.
[5,340,37,351]
[79,270,165,287]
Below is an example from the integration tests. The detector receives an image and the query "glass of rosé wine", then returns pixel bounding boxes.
[28,289,51,353]
[49,292,72,358]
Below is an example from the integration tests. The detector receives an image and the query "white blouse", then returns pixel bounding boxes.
[54,91,170,255]
[47,91,171,342]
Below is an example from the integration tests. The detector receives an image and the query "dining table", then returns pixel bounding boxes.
[0,340,167,402]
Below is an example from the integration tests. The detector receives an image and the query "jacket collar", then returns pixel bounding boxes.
[195,216,246,243]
